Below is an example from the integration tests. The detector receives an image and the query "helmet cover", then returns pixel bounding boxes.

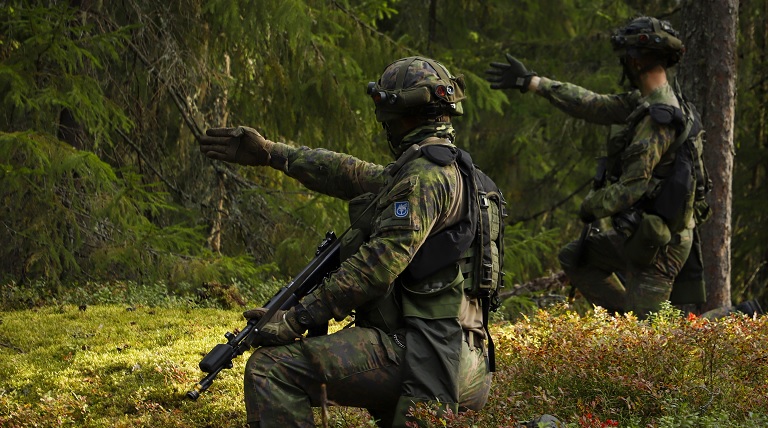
[367,56,466,122]
[610,16,685,67]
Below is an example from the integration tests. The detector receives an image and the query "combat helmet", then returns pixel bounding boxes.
[367,56,466,123]
[610,16,685,67]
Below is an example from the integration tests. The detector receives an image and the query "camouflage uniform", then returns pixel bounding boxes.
[244,126,492,427]
[538,77,695,318]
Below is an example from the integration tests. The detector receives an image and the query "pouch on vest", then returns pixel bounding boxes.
[694,200,712,225]
[624,213,671,266]
[354,286,405,333]
[670,227,706,304]
[462,170,507,312]
[401,263,465,319]
[650,141,696,232]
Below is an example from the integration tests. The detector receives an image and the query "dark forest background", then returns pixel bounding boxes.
[1,0,765,312]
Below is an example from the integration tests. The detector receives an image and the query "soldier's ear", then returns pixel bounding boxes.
[454,74,466,90]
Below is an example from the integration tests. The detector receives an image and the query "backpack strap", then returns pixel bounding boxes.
[404,145,477,280]
[661,103,692,158]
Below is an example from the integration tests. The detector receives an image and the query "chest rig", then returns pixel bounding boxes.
[605,92,709,233]
[341,141,506,370]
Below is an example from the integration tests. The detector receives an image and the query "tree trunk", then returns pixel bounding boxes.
[678,0,739,311]
[57,108,86,150]
[207,54,231,254]
[427,0,437,56]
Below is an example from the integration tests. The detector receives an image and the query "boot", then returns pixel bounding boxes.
[735,299,764,317]
[520,414,564,428]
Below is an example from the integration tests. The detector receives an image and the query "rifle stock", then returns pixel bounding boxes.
[568,156,607,301]
[574,222,593,265]
[186,231,340,400]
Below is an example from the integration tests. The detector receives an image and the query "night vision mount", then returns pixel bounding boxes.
[610,17,685,58]
[366,56,466,122]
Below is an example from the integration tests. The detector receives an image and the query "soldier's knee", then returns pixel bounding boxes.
[245,346,302,393]
[244,347,277,386]
[245,348,266,372]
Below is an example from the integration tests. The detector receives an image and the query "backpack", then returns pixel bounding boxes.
[465,168,507,313]
[662,96,712,305]
[414,145,507,371]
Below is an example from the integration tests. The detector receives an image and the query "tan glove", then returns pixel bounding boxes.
[199,126,274,166]
[243,307,307,346]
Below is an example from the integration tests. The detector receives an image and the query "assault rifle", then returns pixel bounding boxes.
[569,158,606,302]
[186,231,340,400]
[573,156,607,265]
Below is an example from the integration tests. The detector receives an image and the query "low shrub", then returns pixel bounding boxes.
[0,303,766,427]
[0,278,283,311]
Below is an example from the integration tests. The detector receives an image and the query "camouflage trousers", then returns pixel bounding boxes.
[244,325,491,427]
[559,226,693,319]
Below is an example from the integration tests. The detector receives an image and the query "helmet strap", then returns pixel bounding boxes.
[383,122,401,156]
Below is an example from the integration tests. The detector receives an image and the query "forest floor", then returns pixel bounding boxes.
[1,304,767,427]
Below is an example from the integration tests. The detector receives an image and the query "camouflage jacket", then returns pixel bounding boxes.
[268,138,464,324]
[536,78,686,223]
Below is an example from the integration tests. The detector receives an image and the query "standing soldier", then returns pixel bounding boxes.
[486,16,711,319]
[200,56,506,427]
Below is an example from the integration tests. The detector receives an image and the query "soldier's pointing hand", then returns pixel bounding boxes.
[485,53,537,93]
[199,126,275,166]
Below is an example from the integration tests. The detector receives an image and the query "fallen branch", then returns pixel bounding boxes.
[0,340,24,353]
[499,271,568,299]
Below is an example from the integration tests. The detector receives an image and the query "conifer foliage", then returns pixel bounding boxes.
[0,1,765,307]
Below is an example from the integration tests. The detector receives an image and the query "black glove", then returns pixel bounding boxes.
[579,204,597,224]
[485,53,537,93]
[243,307,307,346]
[199,126,275,166]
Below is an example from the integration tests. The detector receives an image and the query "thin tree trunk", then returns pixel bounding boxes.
[427,0,437,56]
[678,0,739,311]
[207,54,231,254]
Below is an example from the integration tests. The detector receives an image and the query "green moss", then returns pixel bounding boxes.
[2,305,767,427]
[0,305,250,427]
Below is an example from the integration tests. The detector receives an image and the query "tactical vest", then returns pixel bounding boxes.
[606,93,712,304]
[340,141,506,370]
[605,95,711,233]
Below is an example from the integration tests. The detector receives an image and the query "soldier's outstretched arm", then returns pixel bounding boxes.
[485,53,637,125]
[199,126,386,199]
[199,126,277,167]
[580,116,676,219]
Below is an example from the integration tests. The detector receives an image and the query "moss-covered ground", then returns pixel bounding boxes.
[1,304,767,427]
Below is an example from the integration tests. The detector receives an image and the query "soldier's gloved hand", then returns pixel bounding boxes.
[243,307,307,346]
[579,204,597,224]
[199,126,274,166]
[485,53,537,93]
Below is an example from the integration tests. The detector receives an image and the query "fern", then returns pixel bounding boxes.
[0,4,132,142]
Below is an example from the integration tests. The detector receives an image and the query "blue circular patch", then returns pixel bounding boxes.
[394,201,409,218]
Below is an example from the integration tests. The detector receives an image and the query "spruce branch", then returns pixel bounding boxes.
[507,178,591,225]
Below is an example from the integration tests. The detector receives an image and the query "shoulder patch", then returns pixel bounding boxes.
[421,145,458,166]
[649,104,683,126]
[394,201,409,218]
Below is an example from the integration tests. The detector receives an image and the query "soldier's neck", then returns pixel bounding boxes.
[638,66,668,96]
